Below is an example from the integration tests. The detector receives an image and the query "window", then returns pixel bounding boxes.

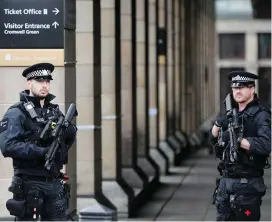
[258,33,271,59]
[219,33,245,59]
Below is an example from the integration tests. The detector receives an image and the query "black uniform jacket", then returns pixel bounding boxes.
[0,90,77,176]
[216,99,271,157]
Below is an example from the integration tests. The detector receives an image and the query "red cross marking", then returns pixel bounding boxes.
[245,210,251,216]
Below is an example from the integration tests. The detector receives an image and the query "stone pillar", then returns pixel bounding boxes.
[165,0,184,165]
[76,0,115,219]
[199,1,203,124]
[157,0,175,166]
[180,0,186,133]
[207,0,216,116]
[100,0,133,218]
[158,0,166,142]
[136,0,146,159]
[166,0,173,137]
[174,0,180,133]
[194,1,200,128]
[148,0,170,175]
[64,0,77,218]
[245,32,258,93]
[135,0,159,196]
[203,0,208,120]
[186,0,194,134]
[184,0,192,134]
[205,0,211,118]
[120,0,147,216]
[148,0,157,151]
[191,0,197,132]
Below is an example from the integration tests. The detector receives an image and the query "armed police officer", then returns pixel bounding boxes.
[0,63,77,221]
[210,71,271,221]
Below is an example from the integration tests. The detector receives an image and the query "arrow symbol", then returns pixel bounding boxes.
[52,8,59,15]
[52,21,59,29]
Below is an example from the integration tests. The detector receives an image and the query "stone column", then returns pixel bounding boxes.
[157,0,175,166]
[245,32,258,92]
[166,0,183,165]
[191,0,197,132]
[174,0,180,133]
[245,32,258,93]
[120,0,133,169]
[185,0,193,134]
[76,0,115,219]
[205,0,211,118]
[184,0,192,134]
[63,0,77,218]
[136,0,146,159]
[149,0,170,175]
[180,0,186,133]
[135,0,159,194]
[194,1,200,128]
[158,0,166,142]
[148,0,157,151]
[120,0,146,215]
[166,0,173,137]
[208,0,216,116]
[199,0,204,122]
[203,2,207,120]
[100,0,133,218]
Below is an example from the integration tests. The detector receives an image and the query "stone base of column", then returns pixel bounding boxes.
[121,166,160,217]
[158,141,175,167]
[149,147,170,175]
[166,135,183,166]
[175,131,191,160]
[66,209,79,221]
[102,180,133,219]
[137,156,159,181]
[78,196,117,221]
[122,167,144,197]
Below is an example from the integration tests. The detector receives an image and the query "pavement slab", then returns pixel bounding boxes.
[129,148,271,221]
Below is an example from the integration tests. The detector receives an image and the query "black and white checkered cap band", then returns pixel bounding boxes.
[26,69,52,79]
[232,75,255,82]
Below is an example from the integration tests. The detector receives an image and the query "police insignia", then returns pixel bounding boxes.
[0,118,9,133]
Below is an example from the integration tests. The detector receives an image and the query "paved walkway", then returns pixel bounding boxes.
[129,148,271,221]
[0,148,270,221]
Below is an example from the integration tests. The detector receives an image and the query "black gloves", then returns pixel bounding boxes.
[63,124,77,147]
[215,116,225,127]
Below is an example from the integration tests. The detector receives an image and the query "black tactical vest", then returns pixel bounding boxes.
[8,102,65,176]
[236,105,270,170]
[221,104,271,176]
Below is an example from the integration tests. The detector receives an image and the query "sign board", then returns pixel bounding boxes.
[0,0,64,66]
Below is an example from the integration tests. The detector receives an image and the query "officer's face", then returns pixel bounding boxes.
[27,79,51,98]
[232,86,254,103]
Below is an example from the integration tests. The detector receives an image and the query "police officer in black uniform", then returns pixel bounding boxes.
[210,71,271,221]
[0,63,77,221]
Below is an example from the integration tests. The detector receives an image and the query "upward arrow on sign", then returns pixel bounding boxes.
[52,8,59,15]
[52,21,59,28]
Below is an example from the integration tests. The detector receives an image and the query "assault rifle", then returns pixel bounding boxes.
[44,103,77,171]
[224,93,243,163]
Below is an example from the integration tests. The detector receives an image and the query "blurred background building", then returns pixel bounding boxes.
[216,0,271,113]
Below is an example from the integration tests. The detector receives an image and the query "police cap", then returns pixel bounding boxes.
[22,63,54,80]
[228,71,258,88]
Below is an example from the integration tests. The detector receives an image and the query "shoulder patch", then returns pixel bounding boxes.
[0,118,9,133]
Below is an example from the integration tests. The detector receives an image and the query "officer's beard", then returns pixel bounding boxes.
[30,91,47,100]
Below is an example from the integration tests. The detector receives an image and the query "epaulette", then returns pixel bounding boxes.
[7,102,26,114]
